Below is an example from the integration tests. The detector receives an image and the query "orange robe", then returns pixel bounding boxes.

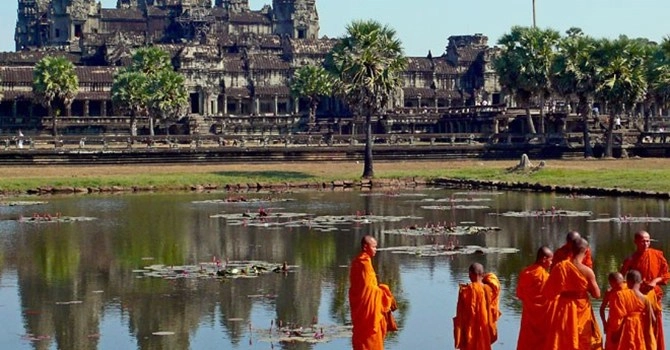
[454,275,500,350]
[516,263,549,350]
[542,260,603,350]
[605,289,656,350]
[552,243,593,269]
[620,248,670,350]
[349,251,394,350]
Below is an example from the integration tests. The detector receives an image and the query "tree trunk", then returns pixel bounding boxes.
[130,112,138,137]
[604,112,615,158]
[150,117,155,136]
[580,97,593,158]
[49,105,56,137]
[525,105,537,135]
[362,112,374,179]
[538,95,546,135]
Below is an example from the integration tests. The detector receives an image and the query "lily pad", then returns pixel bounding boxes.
[19,216,97,223]
[452,192,503,196]
[421,205,490,210]
[384,225,500,236]
[152,331,175,336]
[377,244,520,257]
[420,198,493,203]
[254,323,352,344]
[0,201,48,207]
[135,260,295,280]
[491,210,592,218]
[192,197,295,204]
[587,216,670,223]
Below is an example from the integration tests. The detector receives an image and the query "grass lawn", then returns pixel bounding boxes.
[0,158,669,193]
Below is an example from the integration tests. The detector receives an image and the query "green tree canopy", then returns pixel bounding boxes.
[33,56,79,136]
[290,64,334,130]
[111,47,187,136]
[327,20,407,178]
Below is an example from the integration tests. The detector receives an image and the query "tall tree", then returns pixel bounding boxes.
[33,56,79,136]
[290,65,334,131]
[327,20,407,178]
[111,47,187,136]
[644,39,670,127]
[593,36,647,157]
[495,26,561,135]
[551,28,598,157]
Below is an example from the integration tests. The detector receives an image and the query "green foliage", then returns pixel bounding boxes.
[327,20,408,178]
[111,47,188,135]
[33,56,79,135]
[290,65,334,125]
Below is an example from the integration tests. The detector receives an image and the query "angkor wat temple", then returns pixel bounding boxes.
[3,0,503,136]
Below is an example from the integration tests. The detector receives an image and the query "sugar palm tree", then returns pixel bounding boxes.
[33,56,79,136]
[594,37,647,157]
[290,65,334,131]
[644,39,670,126]
[327,20,407,178]
[551,28,598,157]
[495,26,560,135]
[111,71,149,136]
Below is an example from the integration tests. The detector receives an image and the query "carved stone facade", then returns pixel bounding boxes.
[6,0,501,136]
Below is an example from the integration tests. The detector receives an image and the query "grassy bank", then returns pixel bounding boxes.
[1,158,670,193]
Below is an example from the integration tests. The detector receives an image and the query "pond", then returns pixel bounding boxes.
[0,188,669,349]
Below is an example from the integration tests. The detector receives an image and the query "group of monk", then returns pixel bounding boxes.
[513,230,669,350]
[347,230,669,350]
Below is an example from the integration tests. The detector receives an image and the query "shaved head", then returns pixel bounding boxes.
[608,272,624,284]
[469,263,484,276]
[626,270,642,285]
[361,235,376,249]
[571,238,589,257]
[634,231,651,252]
[566,231,581,243]
[360,235,378,257]
[536,246,553,269]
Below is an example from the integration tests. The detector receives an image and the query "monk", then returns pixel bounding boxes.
[349,235,396,350]
[542,238,603,350]
[454,263,500,350]
[620,230,670,350]
[600,272,626,328]
[605,270,656,350]
[516,246,553,350]
[552,231,593,269]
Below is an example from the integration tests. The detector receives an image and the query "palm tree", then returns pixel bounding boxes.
[112,47,187,136]
[33,56,79,136]
[593,37,647,157]
[327,20,407,178]
[644,39,670,127]
[495,26,560,135]
[551,28,598,157]
[111,71,149,136]
[290,65,334,131]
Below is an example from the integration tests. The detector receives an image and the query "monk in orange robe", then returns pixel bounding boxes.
[453,263,500,350]
[349,235,395,350]
[516,246,553,350]
[600,272,626,330]
[542,238,603,350]
[620,230,670,350]
[605,270,657,350]
[552,231,593,269]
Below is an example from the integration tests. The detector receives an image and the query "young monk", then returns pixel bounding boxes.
[620,230,670,350]
[516,246,552,350]
[600,272,626,329]
[453,263,500,350]
[542,238,602,350]
[551,231,593,269]
[605,270,657,350]
[349,235,396,350]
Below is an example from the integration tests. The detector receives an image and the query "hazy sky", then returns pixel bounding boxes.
[2,0,669,56]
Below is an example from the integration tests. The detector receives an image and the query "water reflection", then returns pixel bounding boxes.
[1,189,669,349]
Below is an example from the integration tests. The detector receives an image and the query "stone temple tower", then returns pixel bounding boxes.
[15,0,52,50]
[215,0,249,13]
[272,0,319,39]
[50,0,100,48]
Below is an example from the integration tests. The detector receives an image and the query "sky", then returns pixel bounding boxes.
[2,0,669,56]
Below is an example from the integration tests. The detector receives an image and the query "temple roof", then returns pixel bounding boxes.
[101,8,145,21]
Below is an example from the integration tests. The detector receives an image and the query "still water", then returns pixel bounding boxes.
[0,188,669,350]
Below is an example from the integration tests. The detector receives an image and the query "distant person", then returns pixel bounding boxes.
[349,235,397,349]
[605,270,656,350]
[552,231,593,269]
[542,238,603,349]
[17,129,23,149]
[615,116,622,130]
[620,230,670,349]
[516,246,553,350]
[453,263,501,350]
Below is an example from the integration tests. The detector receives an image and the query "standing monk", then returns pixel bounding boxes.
[552,231,593,269]
[542,238,603,350]
[620,230,670,349]
[349,235,396,350]
[454,263,501,350]
[516,246,553,350]
[605,270,657,350]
